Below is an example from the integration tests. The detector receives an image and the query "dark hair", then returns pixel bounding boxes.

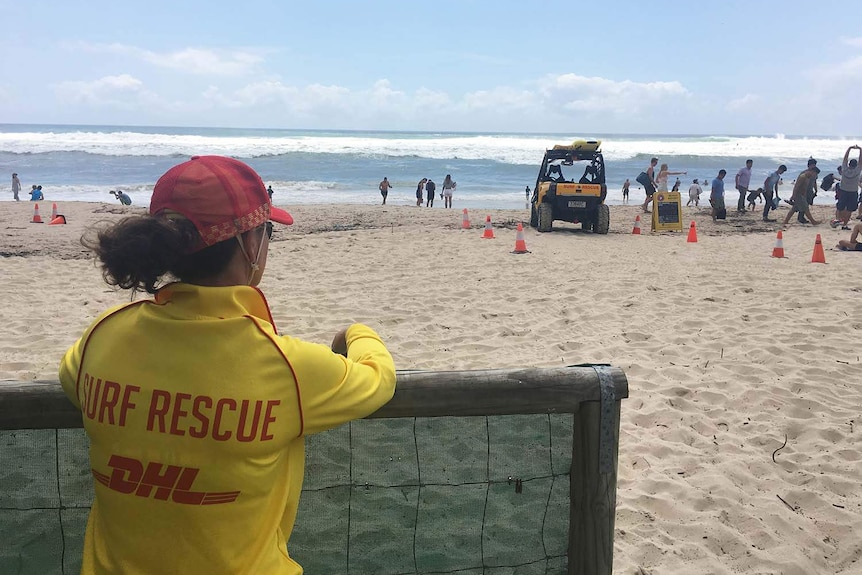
[718,169,727,176]
[82,216,239,295]
[778,164,787,171]
[850,159,858,168]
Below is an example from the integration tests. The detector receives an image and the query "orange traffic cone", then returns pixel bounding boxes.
[31,203,43,223]
[631,214,642,235]
[686,221,698,243]
[511,222,530,254]
[51,203,58,220]
[481,215,495,239]
[771,230,786,258]
[811,233,826,264]
[461,208,471,229]
[48,215,67,225]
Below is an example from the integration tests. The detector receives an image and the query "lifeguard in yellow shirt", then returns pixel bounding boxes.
[59,155,396,575]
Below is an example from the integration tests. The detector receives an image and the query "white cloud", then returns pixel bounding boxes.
[463,87,536,111]
[840,36,862,47]
[54,74,146,105]
[727,94,760,111]
[45,68,701,132]
[203,81,353,115]
[75,42,263,76]
[538,74,690,115]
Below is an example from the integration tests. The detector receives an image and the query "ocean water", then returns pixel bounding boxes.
[1,124,858,209]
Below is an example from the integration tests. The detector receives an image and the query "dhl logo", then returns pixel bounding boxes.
[93,455,240,505]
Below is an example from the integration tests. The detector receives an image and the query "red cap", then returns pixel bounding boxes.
[150,156,293,250]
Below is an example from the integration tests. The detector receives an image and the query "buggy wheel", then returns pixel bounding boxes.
[594,203,610,234]
[530,203,538,228]
[537,203,553,232]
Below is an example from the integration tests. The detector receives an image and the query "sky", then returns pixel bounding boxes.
[2,0,860,136]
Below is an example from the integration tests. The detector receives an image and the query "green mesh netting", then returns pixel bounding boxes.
[1,414,573,574]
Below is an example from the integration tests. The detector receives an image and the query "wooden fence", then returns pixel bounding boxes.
[0,365,628,575]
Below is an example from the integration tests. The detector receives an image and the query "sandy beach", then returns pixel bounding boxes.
[1,199,860,574]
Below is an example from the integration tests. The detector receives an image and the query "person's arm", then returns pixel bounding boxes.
[669,170,686,176]
[294,324,396,434]
[735,170,741,187]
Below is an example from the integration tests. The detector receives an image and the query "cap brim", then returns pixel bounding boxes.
[271,206,294,225]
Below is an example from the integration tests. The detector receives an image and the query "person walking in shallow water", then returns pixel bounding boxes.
[11,173,22,201]
[425,178,436,207]
[442,174,456,208]
[621,179,630,202]
[378,177,392,205]
[415,178,427,206]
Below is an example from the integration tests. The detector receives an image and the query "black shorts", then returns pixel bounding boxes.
[836,190,858,211]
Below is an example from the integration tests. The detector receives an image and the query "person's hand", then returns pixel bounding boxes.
[331,328,349,357]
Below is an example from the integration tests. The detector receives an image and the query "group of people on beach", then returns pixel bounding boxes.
[633,146,862,240]
[378,175,457,208]
[10,173,44,201]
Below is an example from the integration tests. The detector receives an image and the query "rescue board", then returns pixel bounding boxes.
[553,139,601,152]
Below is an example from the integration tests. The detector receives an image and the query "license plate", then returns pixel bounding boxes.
[568,200,586,208]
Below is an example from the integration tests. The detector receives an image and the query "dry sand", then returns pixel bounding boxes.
[1,199,860,574]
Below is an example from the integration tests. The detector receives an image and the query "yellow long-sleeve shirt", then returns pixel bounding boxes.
[58,283,396,574]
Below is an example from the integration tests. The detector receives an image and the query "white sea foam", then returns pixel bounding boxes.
[1,129,855,165]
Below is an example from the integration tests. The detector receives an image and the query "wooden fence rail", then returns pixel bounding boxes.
[0,365,628,575]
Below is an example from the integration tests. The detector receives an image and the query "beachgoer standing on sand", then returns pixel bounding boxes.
[735,159,753,213]
[267,185,274,201]
[798,158,819,223]
[637,157,659,213]
[379,177,392,205]
[425,178,436,207]
[830,145,861,230]
[58,155,396,574]
[622,179,630,202]
[416,178,427,207]
[710,170,727,222]
[442,174,456,208]
[11,173,21,201]
[782,165,821,227]
[761,165,786,222]
[30,185,44,201]
[686,179,702,207]
[655,164,686,193]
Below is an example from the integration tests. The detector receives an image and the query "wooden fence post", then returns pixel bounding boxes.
[568,368,621,575]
